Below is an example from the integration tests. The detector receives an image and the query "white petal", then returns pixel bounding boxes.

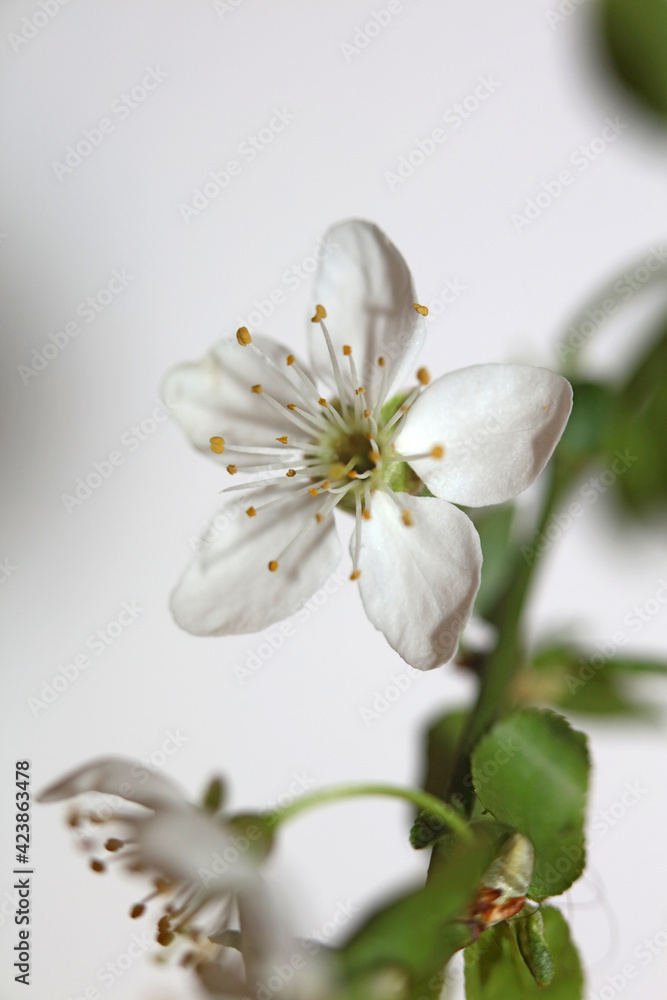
[132,805,255,891]
[171,487,342,636]
[355,492,482,671]
[311,220,425,400]
[37,757,185,809]
[162,335,314,455]
[396,365,573,506]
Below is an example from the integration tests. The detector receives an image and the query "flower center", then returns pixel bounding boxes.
[207,305,443,580]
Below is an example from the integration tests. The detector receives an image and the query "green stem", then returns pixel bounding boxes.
[444,462,569,814]
[267,783,472,841]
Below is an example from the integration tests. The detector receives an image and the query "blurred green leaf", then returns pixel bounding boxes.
[465,907,583,999]
[524,645,667,718]
[469,506,516,618]
[341,824,505,1000]
[604,317,667,514]
[556,381,617,473]
[202,776,225,813]
[600,0,667,117]
[471,710,589,899]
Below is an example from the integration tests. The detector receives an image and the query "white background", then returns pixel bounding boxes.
[1,1,667,998]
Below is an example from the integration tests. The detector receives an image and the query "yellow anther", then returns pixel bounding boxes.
[236,326,252,346]
[369,450,381,464]
[378,356,386,368]
[287,403,297,410]
[246,506,257,517]
[431,444,445,459]
[329,462,347,480]
[365,431,373,440]
[401,509,414,527]
[417,367,430,386]
[286,469,296,477]
[315,513,324,523]
[362,508,372,520]
[104,838,123,852]
[130,903,145,919]
[226,464,238,475]
[343,345,352,356]
[209,436,225,454]
[321,480,331,490]
[308,488,319,497]
[268,560,279,572]
[363,409,371,419]
[276,435,288,444]
[412,303,429,317]
[355,386,365,395]
[350,569,361,581]
[318,397,327,407]
[286,354,295,366]
[251,384,263,394]
[311,304,327,322]
[348,470,358,479]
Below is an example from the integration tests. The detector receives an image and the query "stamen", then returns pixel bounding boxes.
[209,436,225,454]
[268,560,279,572]
[417,367,430,385]
[315,314,350,412]
[236,326,252,346]
[388,445,444,463]
[401,509,414,527]
[286,469,296,477]
[364,482,372,518]
[251,384,262,394]
[383,385,422,433]
[105,838,124,853]
[130,903,145,919]
[276,436,288,444]
[412,303,429,317]
[90,860,106,873]
[261,391,325,434]
[246,507,256,517]
[373,356,390,416]
[350,493,363,581]
[226,465,238,475]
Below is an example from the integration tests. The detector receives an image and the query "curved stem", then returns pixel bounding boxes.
[266,783,472,840]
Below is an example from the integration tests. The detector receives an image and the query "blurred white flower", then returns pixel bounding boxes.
[164,219,572,670]
[38,757,278,980]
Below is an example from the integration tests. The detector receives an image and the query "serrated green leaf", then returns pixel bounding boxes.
[471,710,589,899]
[341,825,504,1000]
[600,0,667,117]
[464,907,583,999]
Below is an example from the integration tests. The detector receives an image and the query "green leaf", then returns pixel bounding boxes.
[604,317,667,514]
[600,0,667,118]
[468,505,516,618]
[341,824,505,1000]
[471,709,589,899]
[524,645,667,718]
[201,776,226,813]
[411,710,467,849]
[555,381,617,472]
[465,906,583,999]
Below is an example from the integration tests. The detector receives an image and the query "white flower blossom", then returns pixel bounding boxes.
[164,220,572,670]
[38,758,274,977]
